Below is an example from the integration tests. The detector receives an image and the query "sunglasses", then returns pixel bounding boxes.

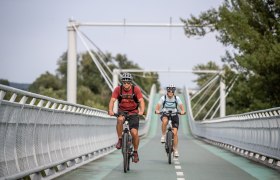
[122,81,131,85]
[167,87,176,91]
[167,90,174,93]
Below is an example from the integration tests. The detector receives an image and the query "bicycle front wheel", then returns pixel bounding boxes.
[122,133,129,173]
[166,131,173,164]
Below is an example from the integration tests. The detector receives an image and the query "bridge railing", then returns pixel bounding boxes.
[183,87,280,165]
[0,84,154,179]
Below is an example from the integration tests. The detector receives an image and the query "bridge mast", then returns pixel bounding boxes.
[66,19,226,117]
[220,73,226,117]
[66,18,185,104]
[67,19,77,103]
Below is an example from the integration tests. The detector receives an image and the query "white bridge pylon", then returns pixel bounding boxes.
[67,19,225,117]
[67,19,186,104]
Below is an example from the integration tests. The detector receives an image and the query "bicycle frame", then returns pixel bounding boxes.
[165,111,175,164]
[114,112,133,173]
[158,110,184,164]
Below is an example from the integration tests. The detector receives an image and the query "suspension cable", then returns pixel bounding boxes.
[192,77,219,110]
[77,29,113,87]
[191,73,220,100]
[74,26,114,91]
[79,30,113,75]
[76,28,151,98]
[202,97,220,120]
[194,85,220,119]
[206,74,239,120]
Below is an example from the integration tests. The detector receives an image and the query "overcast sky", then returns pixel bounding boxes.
[0,0,226,89]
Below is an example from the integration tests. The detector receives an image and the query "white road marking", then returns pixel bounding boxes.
[174,157,186,179]
[176,172,184,176]
[175,165,182,169]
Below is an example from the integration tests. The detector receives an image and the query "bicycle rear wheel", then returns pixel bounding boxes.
[122,133,129,173]
[166,131,173,164]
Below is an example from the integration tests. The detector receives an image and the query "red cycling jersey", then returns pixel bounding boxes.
[112,85,143,114]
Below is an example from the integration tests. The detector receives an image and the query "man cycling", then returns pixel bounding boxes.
[108,73,145,163]
[155,84,185,157]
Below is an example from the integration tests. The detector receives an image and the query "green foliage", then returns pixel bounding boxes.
[56,52,68,88]
[193,61,220,87]
[0,79,10,86]
[191,61,222,120]
[28,71,65,100]
[29,50,160,111]
[182,0,280,113]
[77,85,107,110]
[112,53,161,95]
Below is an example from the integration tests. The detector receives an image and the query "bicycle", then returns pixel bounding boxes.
[114,111,134,173]
[156,110,185,164]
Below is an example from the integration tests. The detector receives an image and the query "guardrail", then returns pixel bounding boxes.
[183,87,280,169]
[0,84,154,179]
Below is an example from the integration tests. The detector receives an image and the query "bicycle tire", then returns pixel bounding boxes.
[122,133,129,173]
[166,131,173,164]
[129,134,134,171]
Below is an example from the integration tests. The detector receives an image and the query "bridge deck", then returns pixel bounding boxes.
[56,94,280,180]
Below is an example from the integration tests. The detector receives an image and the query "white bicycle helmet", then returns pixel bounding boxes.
[166,84,176,91]
[121,73,133,82]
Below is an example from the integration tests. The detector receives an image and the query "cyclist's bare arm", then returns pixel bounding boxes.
[179,103,185,115]
[138,98,145,115]
[108,97,116,116]
[155,103,161,114]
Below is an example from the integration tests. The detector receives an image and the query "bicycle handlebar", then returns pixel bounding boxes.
[155,110,186,115]
[112,111,138,117]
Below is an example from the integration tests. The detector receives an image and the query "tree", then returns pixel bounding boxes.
[0,79,9,86]
[113,54,160,93]
[56,52,68,88]
[191,61,222,120]
[181,0,280,112]
[28,71,65,100]
[29,50,160,111]
[193,61,220,87]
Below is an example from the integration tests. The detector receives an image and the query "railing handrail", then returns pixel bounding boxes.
[0,84,156,179]
[0,84,108,115]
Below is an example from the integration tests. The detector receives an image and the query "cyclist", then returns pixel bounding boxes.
[155,84,185,157]
[108,73,145,163]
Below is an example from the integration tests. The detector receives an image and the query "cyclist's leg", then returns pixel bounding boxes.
[161,115,168,136]
[172,115,179,154]
[129,115,140,147]
[129,115,140,163]
[130,128,139,150]
[116,115,124,149]
[173,127,178,150]
[116,115,124,138]
[160,115,168,142]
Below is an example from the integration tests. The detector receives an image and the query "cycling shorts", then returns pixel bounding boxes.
[160,114,179,129]
[119,113,139,130]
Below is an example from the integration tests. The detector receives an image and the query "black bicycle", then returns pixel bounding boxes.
[157,110,185,164]
[114,112,133,173]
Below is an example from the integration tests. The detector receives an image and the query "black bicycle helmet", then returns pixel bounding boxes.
[121,73,133,82]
